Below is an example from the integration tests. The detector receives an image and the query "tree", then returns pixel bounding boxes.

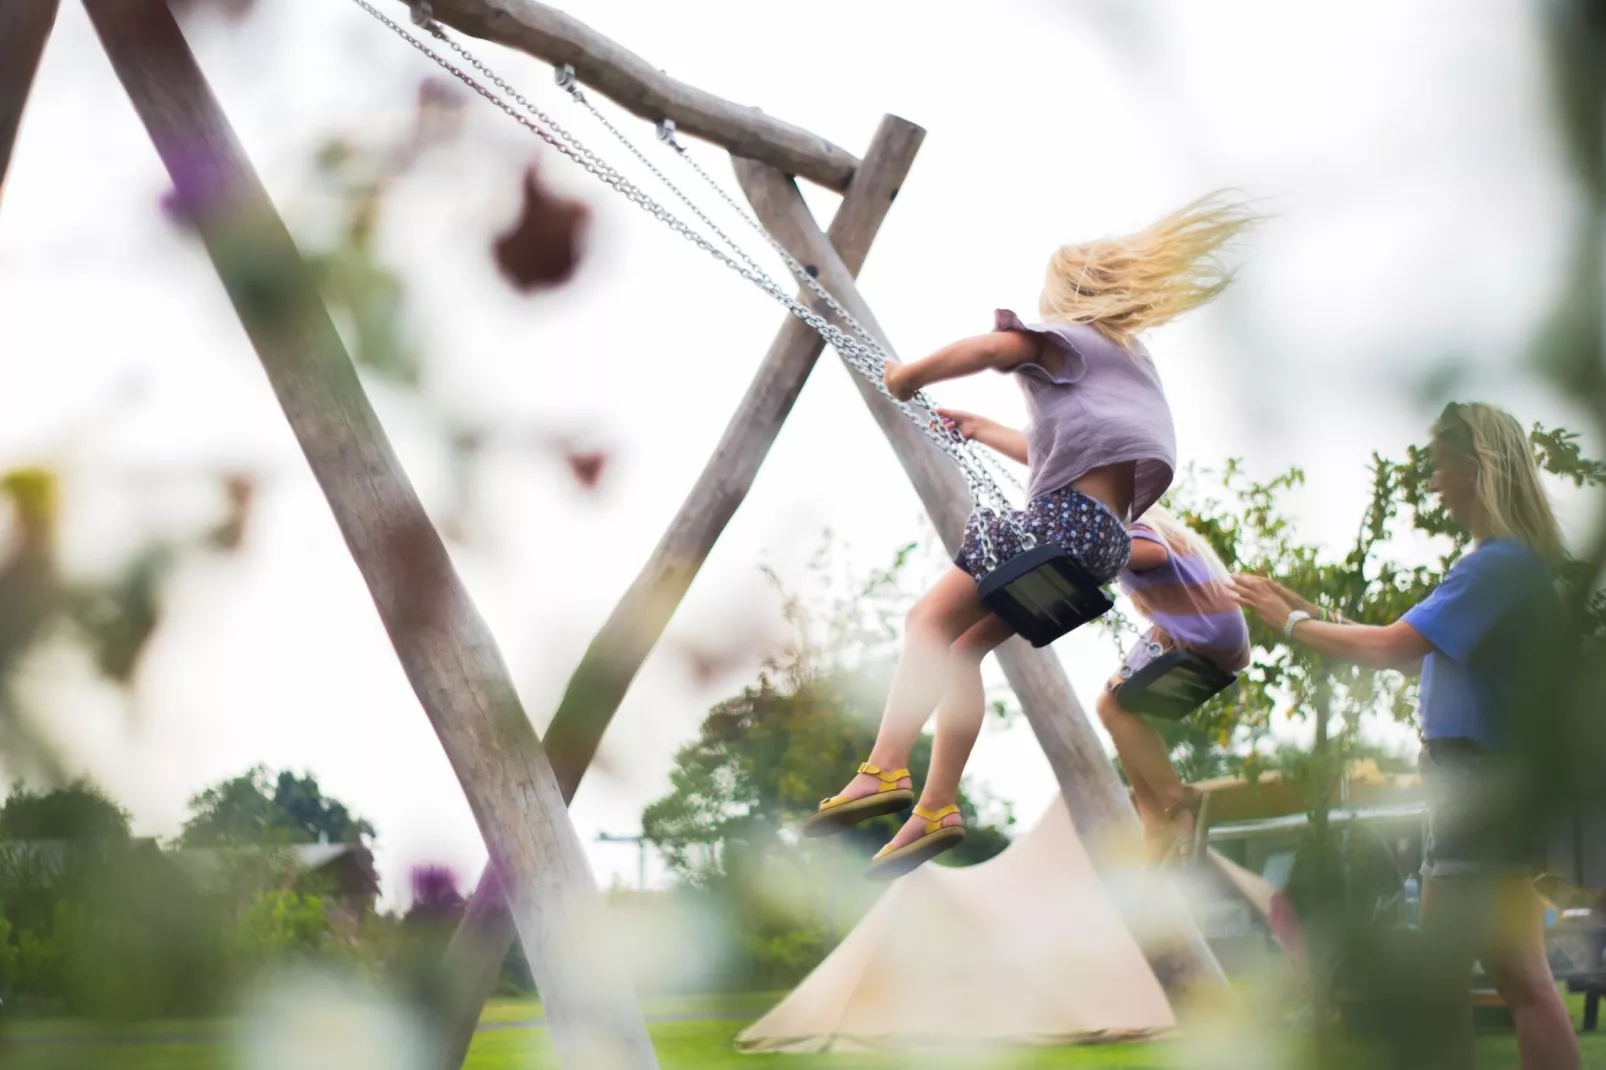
[179,765,375,847]
[0,779,131,841]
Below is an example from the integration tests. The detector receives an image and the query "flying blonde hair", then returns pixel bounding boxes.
[1432,402,1564,566]
[1135,502,1230,581]
[1038,191,1262,346]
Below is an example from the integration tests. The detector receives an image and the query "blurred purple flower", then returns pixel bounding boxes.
[158,141,231,230]
[409,864,463,911]
[492,161,590,292]
[564,448,609,492]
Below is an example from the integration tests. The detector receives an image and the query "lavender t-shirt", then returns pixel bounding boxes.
[993,309,1176,521]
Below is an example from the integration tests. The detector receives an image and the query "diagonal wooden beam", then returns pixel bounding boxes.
[384,0,860,192]
[0,0,61,202]
[732,158,1229,1001]
[81,2,656,1065]
[433,114,923,1070]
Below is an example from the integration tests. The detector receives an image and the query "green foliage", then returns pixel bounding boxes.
[0,913,16,1000]
[223,890,330,979]
[179,765,375,847]
[2,844,227,1019]
[0,778,132,841]
[0,466,242,781]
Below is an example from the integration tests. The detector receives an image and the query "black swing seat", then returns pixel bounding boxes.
[976,544,1114,648]
[1114,649,1239,720]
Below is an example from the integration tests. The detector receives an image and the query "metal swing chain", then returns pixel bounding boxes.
[423,17,1017,527]
[355,0,1028,561]
[543,66,1029,516]
[637,118,1034,565]
[641,117,1032,513]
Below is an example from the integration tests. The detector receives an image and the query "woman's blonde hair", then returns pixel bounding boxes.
[1039,191,1262,346]
[1137,502,1230,580]
[1432,402,1564,565]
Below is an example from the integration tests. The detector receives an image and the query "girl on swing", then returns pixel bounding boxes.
[801,192,1259,879]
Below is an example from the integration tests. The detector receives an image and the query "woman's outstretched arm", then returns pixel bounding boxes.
[1230,573,1433,670]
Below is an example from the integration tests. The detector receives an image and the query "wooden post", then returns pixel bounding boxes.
[732,159,1228,998]
[0,0,61,200]
[385,0,860,192]
[81,3,656,1065]
[434,115,923,1070]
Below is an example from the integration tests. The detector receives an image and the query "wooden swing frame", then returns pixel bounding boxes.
[0,2,1225,1066]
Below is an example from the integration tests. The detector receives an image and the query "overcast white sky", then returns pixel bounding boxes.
[0,0,1597,907]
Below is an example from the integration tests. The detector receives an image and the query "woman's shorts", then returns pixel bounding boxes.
[953,486,1131,585]
[1419,738,1542,880]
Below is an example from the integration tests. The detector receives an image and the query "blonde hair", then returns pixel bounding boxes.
[1038,191,1262,346]
[1432,402,1564,565]
[1136,502,1230,580]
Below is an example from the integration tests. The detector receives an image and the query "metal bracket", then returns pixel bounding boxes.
[554,63,583,101]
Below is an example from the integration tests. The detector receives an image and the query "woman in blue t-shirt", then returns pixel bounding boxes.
[1231,402,1578,1070]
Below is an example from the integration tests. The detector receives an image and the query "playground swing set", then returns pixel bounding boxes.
[0,1,1238,1065]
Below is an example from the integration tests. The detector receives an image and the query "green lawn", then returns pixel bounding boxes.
[0,992,1599,1069]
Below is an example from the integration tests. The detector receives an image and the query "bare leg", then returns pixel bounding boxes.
[1097,689,1192,812]
[830,567,990,804]
[1096,688,1199,861]
[1417,877,1483,1070]
[1481,877,1581,1070]
[883,614,1015,850]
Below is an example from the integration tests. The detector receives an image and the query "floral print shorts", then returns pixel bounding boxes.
[954,486,1131,585]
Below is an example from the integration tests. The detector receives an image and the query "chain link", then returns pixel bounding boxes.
[352,0,1032,553]
[649,123,1031,515]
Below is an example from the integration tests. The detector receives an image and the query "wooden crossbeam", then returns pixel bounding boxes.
[385,0,860,192]
[0,0,61,201]
[732,158,1229,1000]
[79,2,657,1065]
[433,115,923,1070]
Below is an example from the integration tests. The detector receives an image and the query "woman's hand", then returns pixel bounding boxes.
[1228,573,1294,635]
[935,408,993,441]
[883,361,916,402]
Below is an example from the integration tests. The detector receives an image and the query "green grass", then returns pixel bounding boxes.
[474,990,790,1025]
[0,992,1599,1069]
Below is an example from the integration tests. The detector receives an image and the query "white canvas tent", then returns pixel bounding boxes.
[737,799,1279,1054]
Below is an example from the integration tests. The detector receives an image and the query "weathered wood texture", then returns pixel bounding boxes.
[732,159,1228,999]
[436,115,924,1070]
[82,2,656,1065]
[386,0,859,192]
[0,0,61,199]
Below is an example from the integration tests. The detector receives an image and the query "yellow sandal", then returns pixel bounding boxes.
[864,803,965,881]
[800,763,914,839]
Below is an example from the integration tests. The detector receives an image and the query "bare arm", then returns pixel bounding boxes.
[884,331,1047,400]
[1285,619,1433,670]
[971,424,1029,465]
[935,409,1028,465]
[1231,574,1433,670]
[1126,538,1170,572]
